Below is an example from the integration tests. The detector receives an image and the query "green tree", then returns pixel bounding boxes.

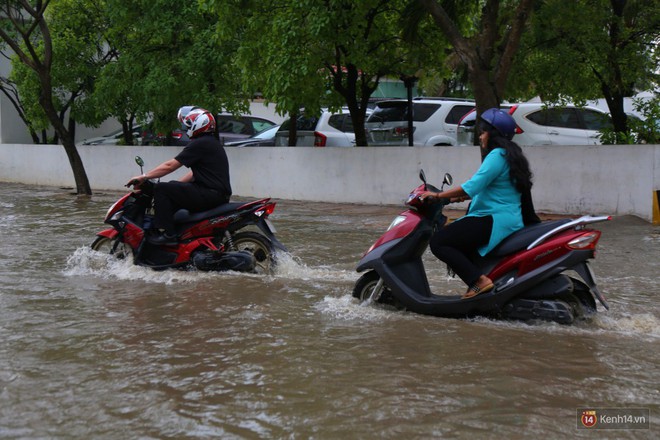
[96,0,245,142]
[206,0,446,146]
[414,0,536,115]
[512,0,660,142]
[0,0,96,195]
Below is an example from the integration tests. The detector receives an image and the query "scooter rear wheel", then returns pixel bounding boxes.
[227,231,275,275]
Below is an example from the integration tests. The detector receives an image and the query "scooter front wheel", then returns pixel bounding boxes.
[90,236,134,260]
[353,270,395,305]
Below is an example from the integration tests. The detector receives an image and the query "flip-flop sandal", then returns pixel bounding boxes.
[462,283,494,300]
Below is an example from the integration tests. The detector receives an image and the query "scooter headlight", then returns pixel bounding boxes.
[387,215,407,231]
[105,200,121,219]
[109,210,124,222]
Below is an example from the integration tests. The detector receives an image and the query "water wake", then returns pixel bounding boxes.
[64,247,357,286]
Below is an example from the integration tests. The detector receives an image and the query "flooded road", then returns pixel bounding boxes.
[0,183,658,439]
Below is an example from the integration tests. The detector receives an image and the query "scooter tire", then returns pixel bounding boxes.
[90,236,134,260]
[353,271,381,302]
[352,270,399,308]
[227,231,276,275]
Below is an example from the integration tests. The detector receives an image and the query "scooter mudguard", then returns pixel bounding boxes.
[97,228,119,239]
[255,217,288,252]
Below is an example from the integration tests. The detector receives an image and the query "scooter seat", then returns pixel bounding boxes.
[488,219,572,257]
[173,202,246,224]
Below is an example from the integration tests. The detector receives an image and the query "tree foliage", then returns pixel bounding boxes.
[205,0,448,146]
[85,0,247,143]
[0,0,93,194]
[414,0,536,116]
[2,0,658,155]
[511,0,660,141]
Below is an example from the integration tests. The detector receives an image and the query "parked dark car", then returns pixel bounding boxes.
[224,125,280,147]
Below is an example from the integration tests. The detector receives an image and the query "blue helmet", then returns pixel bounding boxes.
[480,108,516,140]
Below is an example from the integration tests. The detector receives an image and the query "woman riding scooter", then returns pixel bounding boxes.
[420,108,535,299]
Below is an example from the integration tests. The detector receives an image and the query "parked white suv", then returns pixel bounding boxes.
[274,108,361,147]
[365,98,475,146]
[457,103,613,146]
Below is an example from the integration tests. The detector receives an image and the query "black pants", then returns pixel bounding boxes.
[153,181,229,235]
[429,215,493,287]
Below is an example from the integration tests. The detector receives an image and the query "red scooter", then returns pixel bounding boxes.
[353,170,610,324]
[91,157,287,273]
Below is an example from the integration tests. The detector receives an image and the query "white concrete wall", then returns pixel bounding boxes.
[1,143,658,222]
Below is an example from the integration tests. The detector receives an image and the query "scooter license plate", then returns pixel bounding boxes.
[265,218,277,233]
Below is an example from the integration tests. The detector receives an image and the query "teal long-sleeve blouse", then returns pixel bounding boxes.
[460,148,524,256]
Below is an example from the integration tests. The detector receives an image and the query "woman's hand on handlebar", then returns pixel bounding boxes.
[419,191,449,204]
[419,190,438,201]
[420,191,467,204]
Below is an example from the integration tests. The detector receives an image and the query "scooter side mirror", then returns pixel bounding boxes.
[443,173,453,186]
[419,169,428,190]
[135,156,144,167]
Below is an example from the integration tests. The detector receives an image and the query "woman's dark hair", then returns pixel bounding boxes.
[479,121,533,193]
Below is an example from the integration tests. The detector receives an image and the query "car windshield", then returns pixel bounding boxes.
[280,115,319,131]
[252,125,279,139]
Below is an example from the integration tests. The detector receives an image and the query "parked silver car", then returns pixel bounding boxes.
[365,98,474,146]
[457,103,614,146]
[274,108,362,147]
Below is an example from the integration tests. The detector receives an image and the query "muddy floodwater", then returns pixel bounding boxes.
[0,183,658,439]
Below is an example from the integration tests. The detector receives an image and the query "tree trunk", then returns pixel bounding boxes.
[601,0,630,135]
[288,108,298,146]
[330,63,377,147]
[39,80,92,195]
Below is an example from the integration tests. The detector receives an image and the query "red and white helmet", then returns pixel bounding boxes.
[177,105,198,124]
[182,108,216,138]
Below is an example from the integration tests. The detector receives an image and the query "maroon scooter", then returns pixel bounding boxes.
[354,170,610,324]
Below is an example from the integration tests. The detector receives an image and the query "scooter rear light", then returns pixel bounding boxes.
[255,203,276,217]
[568,231,601,249]
[314,131,327,147]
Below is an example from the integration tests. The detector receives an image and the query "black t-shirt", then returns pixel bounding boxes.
[175,134,232,196]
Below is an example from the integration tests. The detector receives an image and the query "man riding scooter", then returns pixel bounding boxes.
[127,107,232,245]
